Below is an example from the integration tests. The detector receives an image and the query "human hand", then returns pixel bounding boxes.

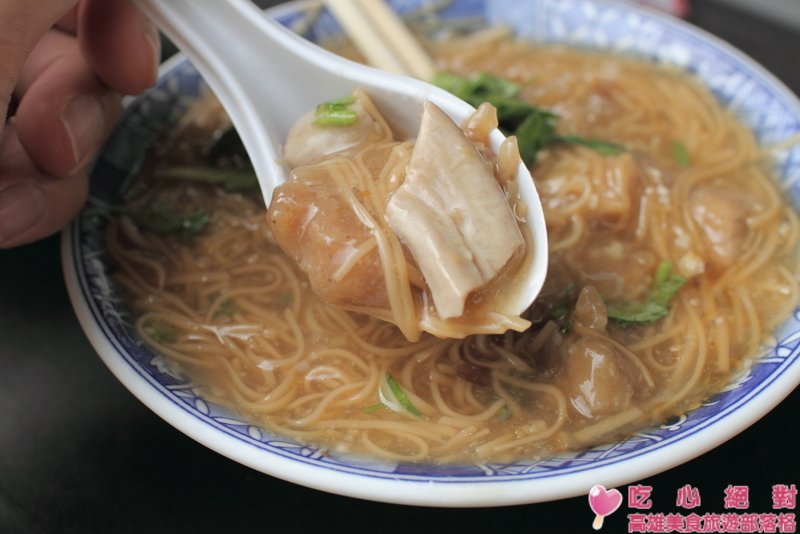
[0,0,159,248]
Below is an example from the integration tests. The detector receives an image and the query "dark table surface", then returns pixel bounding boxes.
[2,1,799,533]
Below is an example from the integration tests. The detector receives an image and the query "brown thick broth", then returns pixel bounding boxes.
[108,39,799,463]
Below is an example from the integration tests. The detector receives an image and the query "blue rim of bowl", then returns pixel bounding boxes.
[61,0,800,506]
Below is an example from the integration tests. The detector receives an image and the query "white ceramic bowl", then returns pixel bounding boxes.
[62,0,800,507]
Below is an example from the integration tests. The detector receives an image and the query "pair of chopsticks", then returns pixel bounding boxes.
[321,0,436,80]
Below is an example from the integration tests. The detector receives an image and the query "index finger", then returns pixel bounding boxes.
[0,0,77,112]
[78,0,159,96]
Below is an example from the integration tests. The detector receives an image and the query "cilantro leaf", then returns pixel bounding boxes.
[179,209,210,240]
[130,205,183,234]
[130,204,210,240]
[550,283,577,321]
[433,72,519,105]
[156,166,259,192]
[556,135,624,156]
[650,261,687,307]
[607,262,686,325]
[434,71,622,165]
[514,109,559,166]
[606,299,672,324]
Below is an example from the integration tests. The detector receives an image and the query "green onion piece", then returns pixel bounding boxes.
[672,141,691,167]
[363,403,386,413]
[312,109,358,126]
[557,135,624,156]
[386,374,422,417]
[313,95,358,126]
[607,261,687,325]
[156,166,259,192]
[317,95,357,110]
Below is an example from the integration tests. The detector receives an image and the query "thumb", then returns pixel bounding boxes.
[0,0,78,114]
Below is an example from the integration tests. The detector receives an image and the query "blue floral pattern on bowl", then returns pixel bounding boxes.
[64,0,800,500]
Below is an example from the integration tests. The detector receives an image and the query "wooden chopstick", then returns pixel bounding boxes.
[353,0,436,80]
[322,0,436,80]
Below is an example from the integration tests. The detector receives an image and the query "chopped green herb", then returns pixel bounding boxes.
[313,109,358,126]
[363,403,386,413]
[498,405,512,421]
[144,320,176,343]
[180,209,210,240]
[386,374,422,417]
[274,292,294,308]
[313,95,358,126]
[556,134,624,156]
[607,261,687,325]
[650,261,687,308]
[514,109,559,166]
[130,204,181,234]
[156,166,259,192]
[606,300,670,324]
[553,293,578,333]
[549,305,569,321]
[434,71,519,102]
[318,95,357,109]
[435,71,556,166]
[550,282,577,322]
[130,204,210,240]
[672,141,691,167]
[213,298,237,319]
[434,71,622,165]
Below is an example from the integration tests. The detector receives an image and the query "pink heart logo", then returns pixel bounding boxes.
[588,485,623,529]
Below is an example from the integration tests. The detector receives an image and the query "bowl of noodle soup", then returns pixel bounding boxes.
[62,0,800,506]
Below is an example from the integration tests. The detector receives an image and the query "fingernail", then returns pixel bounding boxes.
[0,183,46,243]
[144,21,161,83]
[60,94,106,171]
